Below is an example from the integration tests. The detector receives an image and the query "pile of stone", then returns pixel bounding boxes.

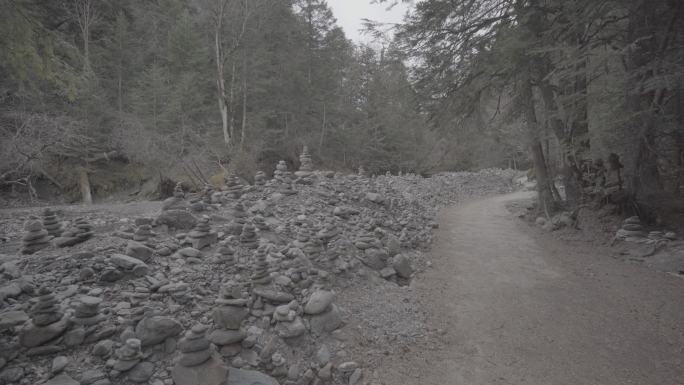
[184,217,218,249]
[111,338,142,374]
[42,208,62,237]
[214,240,236,267]
[304,289,342,335]
[161,183,188,211]
[54,217,94,247]
[19,287,69,348]
[273,160,291,183]
[254,171,267,186]
[295,146,315,184]
[71,295,105,326]
[133,225,154,242]
[250,244,272,286]
[226,201,248,235]
[172,324,228,385]
[616,216,648,242]
[21,217,51,254]
[209,282,248,357]
[240,221,259,249]
[225,173,244,200]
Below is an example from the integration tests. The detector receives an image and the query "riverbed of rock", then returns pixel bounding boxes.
[0,165,519,385]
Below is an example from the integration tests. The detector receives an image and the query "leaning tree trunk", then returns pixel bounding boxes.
[78,167,93,205]
[522,74,556,216]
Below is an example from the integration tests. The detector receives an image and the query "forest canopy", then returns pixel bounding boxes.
[1,0,683,214]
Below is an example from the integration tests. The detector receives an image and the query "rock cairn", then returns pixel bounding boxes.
[72,295,104,326]
[254,171,267,186]
[112,338,142,373]
[304,289,342,335]
[21,217,51,254]
[209,282,248,356]
[161,183,188,211]
[202,184,215,204]
[225,173,243,200]
[54,217,93,247]
[240,221,259,249]
[227,201,248,235]
[274,160,293,183]
[19,287,69,348]
[215,240,236,267]
[133,225,154,242]
[185,216,218,249]
[172,324,228,385]
[295,146,314,180]
[251,244,271,286]
[616,216,647,242]
[42,208,62,237]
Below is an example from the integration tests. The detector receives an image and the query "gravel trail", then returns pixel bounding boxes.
[377,191,684,385]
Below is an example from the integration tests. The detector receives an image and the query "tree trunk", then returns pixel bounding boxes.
[522,74,555,216]
[214,1,230,146]
[319,102,326,152]
[78,168,93,205]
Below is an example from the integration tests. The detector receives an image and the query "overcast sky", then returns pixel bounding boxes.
[326,0,410,43]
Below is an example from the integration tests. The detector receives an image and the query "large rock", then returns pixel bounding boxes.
[43,374,79,385]
[0,310,28,331]
[309,305,342,335]
[19,316,70,348]
[125,242,154,262]
[208,329,246,345]
[228,368,279,385]
[155,210,197,230]
[304,290,335,315]
[135,316,182,346]
[171,357,228,385]
[212,306,248,330]
[392,254,413,278]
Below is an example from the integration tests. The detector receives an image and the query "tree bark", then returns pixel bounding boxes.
[214,0,231,145]
[521,74,555,216]
[78,167,93,205]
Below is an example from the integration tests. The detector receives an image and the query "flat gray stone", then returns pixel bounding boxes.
[228,368,279,385]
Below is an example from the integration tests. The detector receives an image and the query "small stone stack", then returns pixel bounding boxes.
[279,181,297,196]
[133,225,154,242]
[57,217,94,247]
[616,216,647,241]
[273,300,306,339]
[304,289,342,335]
[249,214,264,229]
[317,218,340,244]
[227,202,248,235]
[42,208,62,237]
[358,166,367,177]
[202,184,215,204]
[112,338,142,373]
[172,324,228,385]
[19,287,69,348]
[72,295,105,326]
[251,244,271,286]
[185,217,218,249]
[161,183,188,211]
[273,160,288,182]
[215,240,236,267]
[295,146,314,181]
[240,221,259,249]
[21,217,51,254]
[225,173,243,200]
[254,171,267,186]
[209,282,248,356]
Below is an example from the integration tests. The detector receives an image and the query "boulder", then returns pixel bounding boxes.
[135,316,182,346]
[304,290,335,315]
[155,210,197,230]
[171,357,228,385]
[228,368,279,385]
[19,316,69,348]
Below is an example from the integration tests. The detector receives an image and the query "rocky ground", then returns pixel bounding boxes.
[0,167,521,385]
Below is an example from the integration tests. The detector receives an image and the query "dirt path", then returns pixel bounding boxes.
[376,191,684,385]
